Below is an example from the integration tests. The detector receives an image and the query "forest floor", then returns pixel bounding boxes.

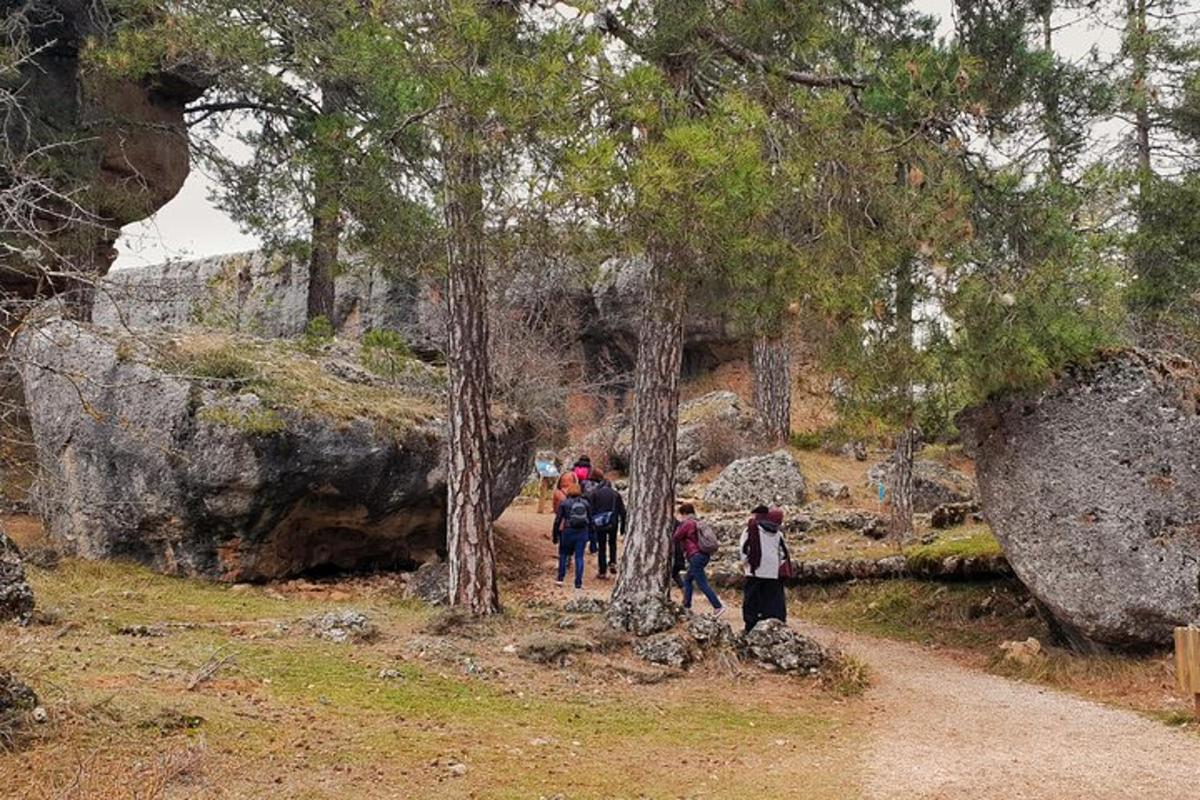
[4,502,1200,799]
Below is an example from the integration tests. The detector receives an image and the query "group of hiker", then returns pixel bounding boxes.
[547,454,790,632]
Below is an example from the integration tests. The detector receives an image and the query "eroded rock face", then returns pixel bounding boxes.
[0,529,34,624]
[959,349,1200,650]
[15,318,534,581]
[94,252,444,356]
[7,2,206,309]
[703,450,807,511]
[94,254,743,373]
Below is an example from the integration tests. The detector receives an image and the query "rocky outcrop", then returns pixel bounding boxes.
[94,252,445,356]
[735,619,830,672]
[959,349,1200,651]
[0,529,34,624]
[94,254,743,372]
[868,458,975,513]
[15,318,534,581]
[6,2,207,311]
[703,450,806,511]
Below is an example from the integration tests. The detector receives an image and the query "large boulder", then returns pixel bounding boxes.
[15,318,534,581]
[867,458,975,513]
[703,450,807,511]
[959,349,1200,651]
[0,529,34,624]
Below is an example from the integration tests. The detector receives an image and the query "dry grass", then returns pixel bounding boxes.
[1,523,868,799]
[156,333,442,434]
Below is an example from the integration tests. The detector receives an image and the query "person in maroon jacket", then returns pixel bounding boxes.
[671,503,725,617]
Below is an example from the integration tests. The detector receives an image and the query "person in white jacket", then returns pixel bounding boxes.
[739,506,789,633]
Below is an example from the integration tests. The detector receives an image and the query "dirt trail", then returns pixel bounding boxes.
[501,504,1200,800]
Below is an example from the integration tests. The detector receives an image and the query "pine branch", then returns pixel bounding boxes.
[696,27,866,89]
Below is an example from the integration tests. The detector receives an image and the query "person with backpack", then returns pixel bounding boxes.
[552,483,596,589]
[740,505,790,632]
[586,469,626,578]
[572,455,593,485]
[672,503,725,617]
[551,470,579,516]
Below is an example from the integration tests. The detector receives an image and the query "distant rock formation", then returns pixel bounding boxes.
[960,349,1200,651]
[703,450,808,511]
[15,318,534,581]
[95,253,744,375]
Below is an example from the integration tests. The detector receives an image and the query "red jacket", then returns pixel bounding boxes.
[672,518,701,559]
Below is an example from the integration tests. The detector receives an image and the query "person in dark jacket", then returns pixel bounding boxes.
[740,505,789,632]
[552,483,596,589]
[586,470,626,578]
[672,503,724,617]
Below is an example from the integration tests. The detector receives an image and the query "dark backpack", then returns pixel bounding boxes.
[696,521,720,555]
[565,497,590,530]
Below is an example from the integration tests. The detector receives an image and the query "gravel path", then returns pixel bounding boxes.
[804,626,1200,800]
[501,505,1200,798]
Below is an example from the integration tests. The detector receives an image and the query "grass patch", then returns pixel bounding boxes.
[196,404,285,435]
[792,579,1039,649]
[903,525,1003,571]
[155,333,440,435]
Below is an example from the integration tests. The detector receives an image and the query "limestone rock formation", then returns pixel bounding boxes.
[703,450,807,511]
[6,2,207,310]
[93,253,741,368]
[735,619,830,672]
[94,252,445,355]
[0,529,34,624]
[959,349,1200,650]
[15,318,534,581]
[633,631,695,669]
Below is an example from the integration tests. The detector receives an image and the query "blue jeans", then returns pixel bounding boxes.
[558,528,589,588]
[683,553,722,610]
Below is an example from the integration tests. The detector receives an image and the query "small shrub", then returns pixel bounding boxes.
[820,653,871,697]
[166,344,257,384]
[697,417,752,468]
[790,430,823,450]
[301,316,335,352]
[360,328,414,381]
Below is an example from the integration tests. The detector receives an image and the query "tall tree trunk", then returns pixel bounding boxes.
[1129,0,1152,189]
[891,249,916,541]
[1040,3,1064,184]
[608,251,685,635]
[442,113,499,615]
[752,333,791,445]
[307,86,345,324]
[888,423,917,544]
[307,175,341,324]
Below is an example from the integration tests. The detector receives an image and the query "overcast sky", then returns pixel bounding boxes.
[111,0,1118,270]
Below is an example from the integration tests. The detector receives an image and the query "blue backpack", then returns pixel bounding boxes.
[592,510,615,530]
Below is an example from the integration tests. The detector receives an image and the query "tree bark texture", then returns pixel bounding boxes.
[888,425,917,543]
[307,86,345,324]
[751,333,791,445]
[608,251,686,635]
[442,115,500,615]
[1129,0,1152,185]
